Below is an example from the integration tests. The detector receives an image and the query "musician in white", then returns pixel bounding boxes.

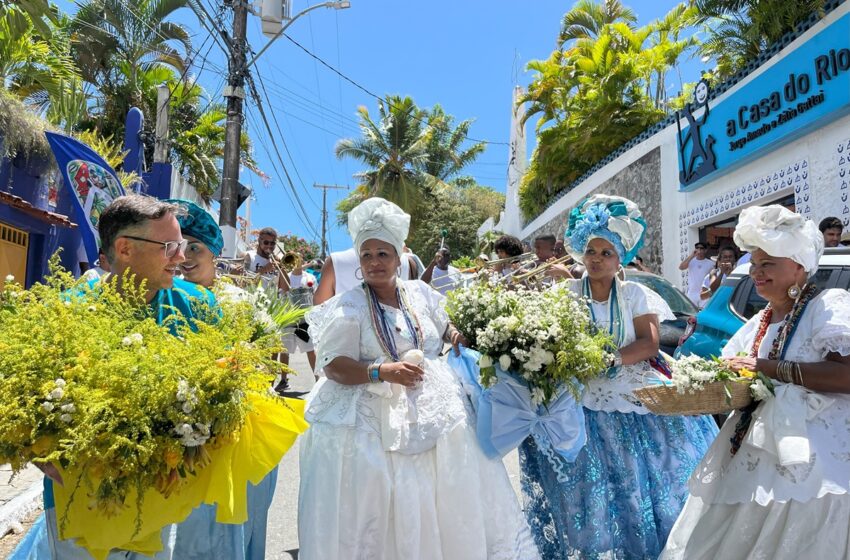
[243,226,288,292]
[421,247,460,295]
[282,258,318,372]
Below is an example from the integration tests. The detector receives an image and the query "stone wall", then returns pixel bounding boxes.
[523,147,664,272]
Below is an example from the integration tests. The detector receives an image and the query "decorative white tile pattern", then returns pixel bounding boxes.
[677,159,807,294]
[835,139,850,227]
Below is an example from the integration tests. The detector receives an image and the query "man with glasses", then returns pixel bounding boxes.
[678,241,714,306]
[41,194,217,558]
[243,226,288,293]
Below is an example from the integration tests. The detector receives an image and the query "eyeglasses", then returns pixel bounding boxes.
[121,235,188,258]
[259,239,277,246]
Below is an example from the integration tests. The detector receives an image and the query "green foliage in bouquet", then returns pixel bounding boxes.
[446,283,612,406]
[0,261,288,521]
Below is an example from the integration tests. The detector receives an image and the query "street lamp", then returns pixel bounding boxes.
[247,1,351,70]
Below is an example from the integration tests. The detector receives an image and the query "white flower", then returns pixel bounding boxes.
[751,379,773,401]
[60,414,73,423]
[54,379,66,388]
[530,387,546,407]
[49,388,64,400]
[175,423,193,437]
[498,354,512,371]
[121,333,144,346]
[60,403,75,413]
[41,402,54,412]
[87,305,96,312]
[541,351,555,365]
[479,355,493,369]
[4,274,13,283]
[63,301,71,307]
[182,402,194,414]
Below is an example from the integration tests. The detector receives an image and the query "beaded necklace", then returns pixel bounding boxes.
[582,275,625,346]
[730,283,818,456]
[364,282,423,361]
[748,283,818,360]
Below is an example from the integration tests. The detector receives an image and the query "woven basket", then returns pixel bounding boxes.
[633,381,753,416]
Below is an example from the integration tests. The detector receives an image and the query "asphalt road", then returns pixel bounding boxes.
[264,352,523,559]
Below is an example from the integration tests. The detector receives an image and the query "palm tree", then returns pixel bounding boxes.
[421,105,486,183]
[70,0,192,107]
[0,8,77,103]
[335,95,435,214]
[696,0,825,79]
[558,0,637,47]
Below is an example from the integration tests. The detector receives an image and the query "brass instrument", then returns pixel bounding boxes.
[509,254,574,286]
[281,251,302,271]
[481,251,535,269]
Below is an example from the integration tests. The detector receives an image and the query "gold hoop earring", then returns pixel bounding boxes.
[787,284,802,300]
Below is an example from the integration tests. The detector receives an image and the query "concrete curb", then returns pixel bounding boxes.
[0,480,42,537]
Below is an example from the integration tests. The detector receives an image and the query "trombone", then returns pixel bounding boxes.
[509,254,574,286]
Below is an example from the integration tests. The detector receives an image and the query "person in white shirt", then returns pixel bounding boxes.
[80,248,111,282]
[699,246,737,308]
[243,227,288,293]
[421,247,460,295]
[679,242,714,306]
[281,258,318,373]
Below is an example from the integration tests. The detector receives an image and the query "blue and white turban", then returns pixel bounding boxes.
[565,195,647,266]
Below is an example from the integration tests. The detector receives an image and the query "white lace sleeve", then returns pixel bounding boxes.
[809,289,850,357]
[622,281,655,319]
[407,280,449,336]
[721,314,761,358]
[306,289,366,369]
[629,281,675,321]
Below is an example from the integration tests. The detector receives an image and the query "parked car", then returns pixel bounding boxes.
[624,269,699,356]
[676,247,850,358]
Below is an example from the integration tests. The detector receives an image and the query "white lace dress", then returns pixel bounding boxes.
[662,289,850,560]
[298,280,539,560]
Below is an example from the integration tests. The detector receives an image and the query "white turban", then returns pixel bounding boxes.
[347,197,410,256]
[733,205,823,275]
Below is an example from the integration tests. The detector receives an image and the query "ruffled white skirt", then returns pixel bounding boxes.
[297,419,539,560]
[661,493,850,560]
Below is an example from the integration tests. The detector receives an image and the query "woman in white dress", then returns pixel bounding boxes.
[298,197,539,560]
[662,205,850,559]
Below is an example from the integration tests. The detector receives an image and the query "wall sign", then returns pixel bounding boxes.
[678,13,850,191]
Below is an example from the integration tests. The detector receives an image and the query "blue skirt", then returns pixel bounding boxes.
[519,409,718,560]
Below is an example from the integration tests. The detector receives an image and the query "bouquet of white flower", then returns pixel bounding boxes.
[633,354,775,416]
[446,283,611,407]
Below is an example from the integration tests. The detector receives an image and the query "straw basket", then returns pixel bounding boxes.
[633,381,753,416]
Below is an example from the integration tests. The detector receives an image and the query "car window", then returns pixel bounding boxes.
[735,267,836,319]
[626,273,697,315]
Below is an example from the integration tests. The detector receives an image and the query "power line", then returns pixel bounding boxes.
[244,75,322,240]
[282,33,511,147]
[253,69,322,211]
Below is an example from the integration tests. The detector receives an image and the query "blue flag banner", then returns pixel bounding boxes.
[45,132,125,264]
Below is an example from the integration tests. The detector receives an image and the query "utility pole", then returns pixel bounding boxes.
[219,0,249,258]
[313,183,348,258]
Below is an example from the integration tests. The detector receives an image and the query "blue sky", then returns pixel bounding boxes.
[59,0,696,253]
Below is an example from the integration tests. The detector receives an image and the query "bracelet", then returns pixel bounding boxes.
[367,361,382,383]
[794,361,804,386]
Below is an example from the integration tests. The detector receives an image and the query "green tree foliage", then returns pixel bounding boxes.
[406,184,505,260]
[696,0,825,80]
[335,95,495,254]
[519,1,697,218]
[276,234,321,262]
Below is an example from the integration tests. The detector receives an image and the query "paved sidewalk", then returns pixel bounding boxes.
[0,463,43,542]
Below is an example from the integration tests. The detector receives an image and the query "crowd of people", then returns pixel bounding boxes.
[11,191,850,560]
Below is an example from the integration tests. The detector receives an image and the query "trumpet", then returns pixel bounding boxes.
[482,251,536,269]
[281,251,302,271]
[510,254,574,285]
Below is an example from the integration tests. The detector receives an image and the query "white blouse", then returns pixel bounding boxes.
[689,288,850,505]
[565,279,674,414]
[305,280,470,454]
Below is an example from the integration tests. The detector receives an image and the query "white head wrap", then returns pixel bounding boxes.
[733,205,823,275]
[347,197,410,256]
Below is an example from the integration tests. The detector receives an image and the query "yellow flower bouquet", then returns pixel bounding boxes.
[0,263,307,558]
